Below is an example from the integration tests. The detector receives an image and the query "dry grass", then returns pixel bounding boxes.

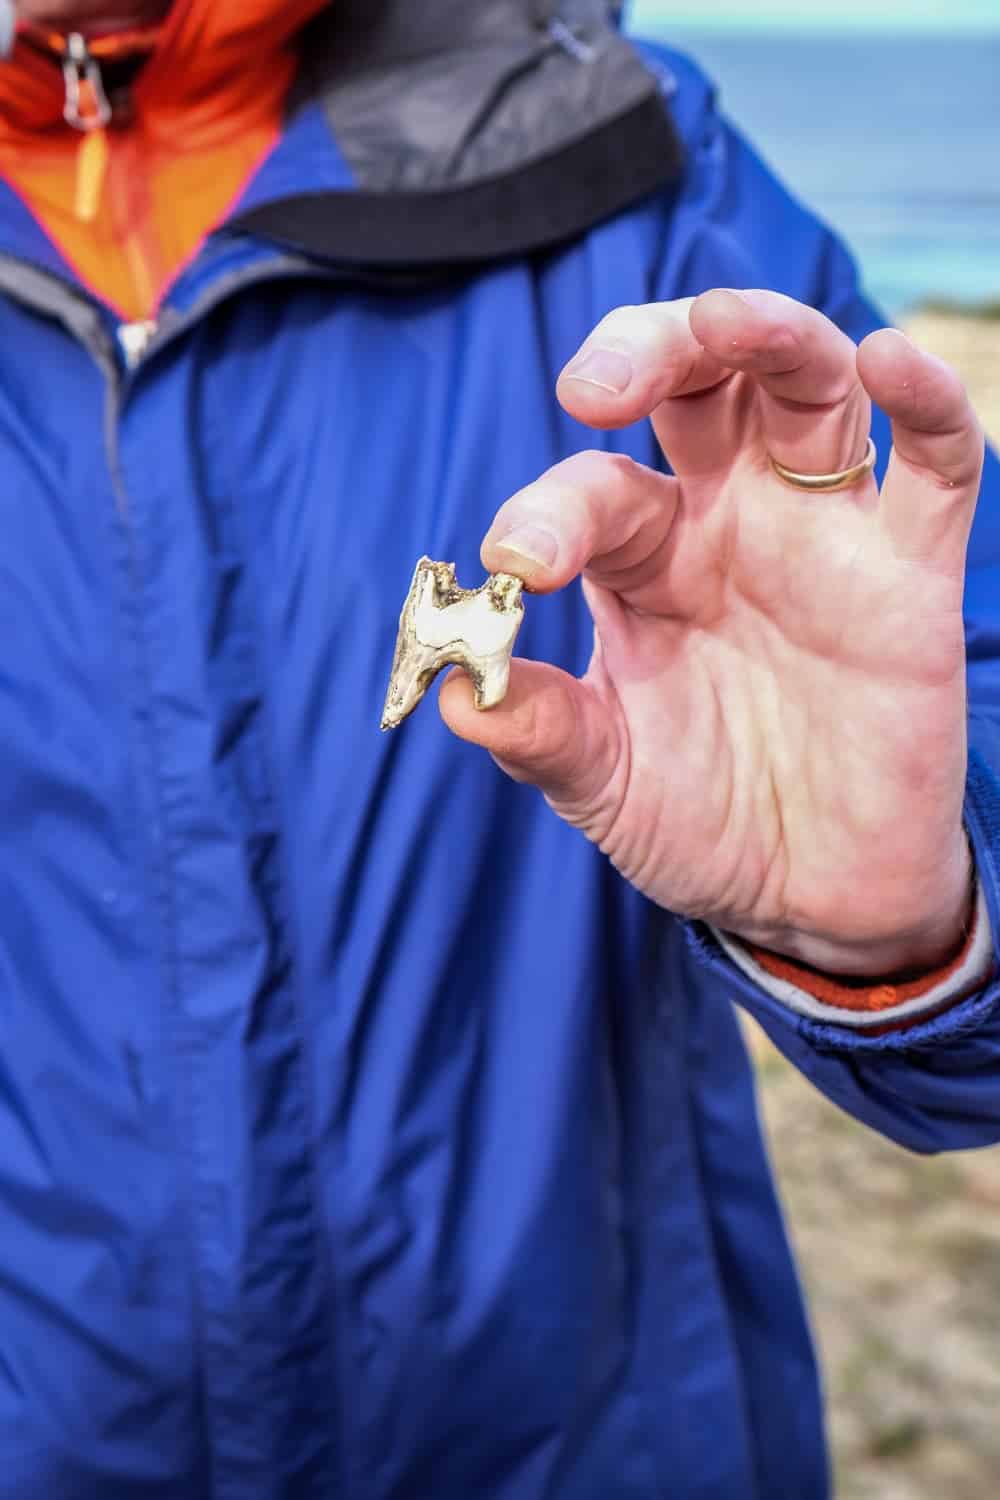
[747,1017,1000,1499]
[748,310,1000,1498]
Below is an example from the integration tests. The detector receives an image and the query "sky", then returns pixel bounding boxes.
[628,0,1000,31]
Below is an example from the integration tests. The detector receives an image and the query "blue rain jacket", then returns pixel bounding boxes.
[1,12,999,1499]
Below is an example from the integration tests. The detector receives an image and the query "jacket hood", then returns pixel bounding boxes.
[236,0,684,274]
[292,0,671,192]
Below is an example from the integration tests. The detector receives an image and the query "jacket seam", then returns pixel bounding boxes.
[218,454,351,1498]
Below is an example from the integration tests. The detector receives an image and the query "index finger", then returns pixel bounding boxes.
[556,298,753,478]
[481,449,679,610]
[556,299,730,428]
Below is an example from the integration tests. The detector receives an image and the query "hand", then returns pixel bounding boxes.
[439,291,984,976]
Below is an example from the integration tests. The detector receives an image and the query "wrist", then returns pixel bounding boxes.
[727,835,975,980]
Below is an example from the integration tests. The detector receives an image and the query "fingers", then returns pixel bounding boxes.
[558,291,872,480]
[688,289,871,476]
[529,299,981,602]
[857,327,984,571]
[480,450,679,608]
[557,299,730,427]
[557,300,749,478]
[437,658,621,817]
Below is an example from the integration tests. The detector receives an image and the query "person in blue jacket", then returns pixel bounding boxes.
[0,0,998,1496]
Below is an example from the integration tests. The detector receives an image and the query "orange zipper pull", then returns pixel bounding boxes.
[74,127,109,222]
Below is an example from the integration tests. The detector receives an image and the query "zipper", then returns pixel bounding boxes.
[119,318,159,370]
[546,17,597,65]
[62,32,112,131]
[58,32,164,306]
[61,33,112,223]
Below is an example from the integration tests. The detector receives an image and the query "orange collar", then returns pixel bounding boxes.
[0,0,330,320]
[0,0,329,145]
[19,21,166,62]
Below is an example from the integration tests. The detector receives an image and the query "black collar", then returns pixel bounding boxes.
[228,0,683,276]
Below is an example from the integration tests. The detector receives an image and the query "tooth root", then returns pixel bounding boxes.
[381,557,526,731]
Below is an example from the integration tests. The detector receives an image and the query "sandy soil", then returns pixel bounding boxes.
[746,310,1000,1500]
[748,1018,1000,1500]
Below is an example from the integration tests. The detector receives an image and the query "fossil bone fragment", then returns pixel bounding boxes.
[381,557,525,731]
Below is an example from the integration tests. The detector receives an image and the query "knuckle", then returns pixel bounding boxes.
[554,448,639,497]
[591,301,689,350]
[897,355,971,433]
[904,369,952,429]
[582,306,639,354]
[521,680,580,775]
[896,425,984,495]
[577,302,698,392]
[827,371,865,407]
[593,303,639,334]
[600,450,644,490]
[940,446,985,496]
[553,449,603,485]
[498,685,564,771]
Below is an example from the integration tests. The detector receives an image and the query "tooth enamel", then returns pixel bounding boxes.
[381,558,525,731]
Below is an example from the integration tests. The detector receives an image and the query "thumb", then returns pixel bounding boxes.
[437,658,622,816]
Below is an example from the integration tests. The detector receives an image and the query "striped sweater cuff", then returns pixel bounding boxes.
[712,878,995,1031]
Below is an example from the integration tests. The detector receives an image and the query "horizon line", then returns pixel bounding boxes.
[630,17,1000,35]
[634,22,1000,34]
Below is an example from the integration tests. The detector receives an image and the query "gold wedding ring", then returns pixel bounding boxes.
[769,436,877,493]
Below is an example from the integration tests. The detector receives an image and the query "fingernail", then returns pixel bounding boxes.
[490,522,560,568]
[562,347,633,394]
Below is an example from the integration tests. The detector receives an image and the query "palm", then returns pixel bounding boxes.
[444,290,982,972]
[582,447,967,950]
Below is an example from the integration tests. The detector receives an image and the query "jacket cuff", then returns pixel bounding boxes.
[711,877,994,1031]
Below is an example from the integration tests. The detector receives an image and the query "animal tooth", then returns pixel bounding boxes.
[381,557,526,731]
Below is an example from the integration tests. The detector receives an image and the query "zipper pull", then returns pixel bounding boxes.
[74,127,109,222]
[0,0,15,59]
[546,18,597,64]
[63,32,112,131]
[64,34,111,221]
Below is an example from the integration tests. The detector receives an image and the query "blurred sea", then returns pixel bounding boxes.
[629,30,1000,318]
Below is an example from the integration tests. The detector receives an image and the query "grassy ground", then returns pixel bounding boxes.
[747,1018,1000,1499]
[749,309,1000,1499]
